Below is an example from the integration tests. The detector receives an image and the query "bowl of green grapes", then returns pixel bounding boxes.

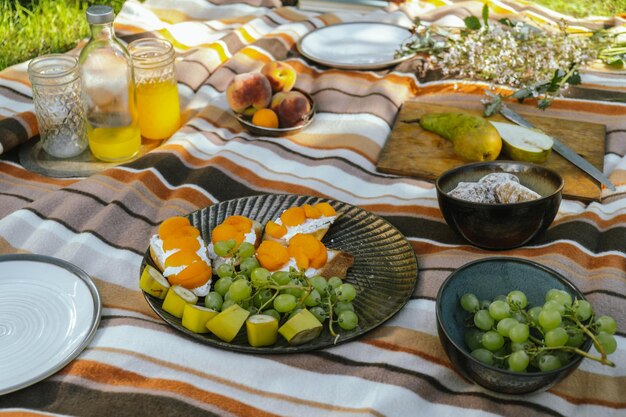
[436,257,617,394]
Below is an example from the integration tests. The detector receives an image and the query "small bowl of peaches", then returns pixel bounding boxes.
[227,62,316,137]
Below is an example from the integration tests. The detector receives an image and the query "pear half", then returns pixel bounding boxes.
[491,122,554,163]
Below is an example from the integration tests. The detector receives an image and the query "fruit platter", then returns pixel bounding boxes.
[226,62,316,137]
[139,194,418,353]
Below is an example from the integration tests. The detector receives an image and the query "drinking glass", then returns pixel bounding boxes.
[128,38,181,140]
[28,54,88,158]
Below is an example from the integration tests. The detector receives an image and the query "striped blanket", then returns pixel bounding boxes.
[0,0,624,416]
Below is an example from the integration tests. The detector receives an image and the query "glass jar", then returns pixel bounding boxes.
[27,54,88,158]
[79,5,141,162]
[128,38,181,140]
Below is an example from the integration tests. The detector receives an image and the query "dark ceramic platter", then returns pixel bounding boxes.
[141,194,418,353]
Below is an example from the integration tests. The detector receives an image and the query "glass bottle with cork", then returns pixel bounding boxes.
[79,5,141,162]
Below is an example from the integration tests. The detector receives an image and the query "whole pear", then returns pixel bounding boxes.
[419,112,502,161]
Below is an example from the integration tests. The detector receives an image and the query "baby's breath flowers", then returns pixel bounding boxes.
[396,5,614,112]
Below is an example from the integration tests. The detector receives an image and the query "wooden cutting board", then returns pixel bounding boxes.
[377,101,607,202]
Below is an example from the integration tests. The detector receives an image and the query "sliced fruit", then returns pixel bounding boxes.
[490,122,553,163]
[158,216,191,239]
[265,220,287,239]
[303,204,322,219]
[168,261,212,289]
[139,264,170,299]
[256,240,289,271]
[278,309,323,345]
[162,285,198,318]
[280,206,306,227]
[314,202,336,217]
[205,304,250,342]
[182,304,218,333]
[246,314,279,347]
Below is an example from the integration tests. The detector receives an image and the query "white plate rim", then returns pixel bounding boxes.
[297,22,414,70]
[0,254,101,395]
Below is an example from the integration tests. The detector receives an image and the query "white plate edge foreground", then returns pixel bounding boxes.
[0,254,101,395]
[297,22,414,70]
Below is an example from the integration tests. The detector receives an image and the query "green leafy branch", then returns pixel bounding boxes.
[396,5,619,112]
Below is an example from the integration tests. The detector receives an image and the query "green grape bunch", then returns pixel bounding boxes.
[459,289,617,372]
[204,247,361,343]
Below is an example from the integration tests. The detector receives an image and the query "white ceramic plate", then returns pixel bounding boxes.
[297,22,414,70]
[0,254,101,395]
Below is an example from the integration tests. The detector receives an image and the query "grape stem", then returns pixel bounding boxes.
[327,295,337,338]
[570,314,615,366]
[539,346,615,367]
[527,313,616,367]
[255,283,306,312]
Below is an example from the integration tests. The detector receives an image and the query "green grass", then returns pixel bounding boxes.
[0,0,623,72]
[530,0,626,18]
[0,0,125,71]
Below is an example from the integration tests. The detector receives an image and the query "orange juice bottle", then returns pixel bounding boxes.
[87,116,141,161]
[79,5,142,162]
[129,39,181,141]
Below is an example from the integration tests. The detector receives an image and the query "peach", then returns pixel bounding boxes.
[270,92,289,114]
[275,91,312,128]
[261,61,297,93]
[226,72,272,114]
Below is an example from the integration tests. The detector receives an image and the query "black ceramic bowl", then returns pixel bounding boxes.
[436,257,591,395]
[435,161,563,250]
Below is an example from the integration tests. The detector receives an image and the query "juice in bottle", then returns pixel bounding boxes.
[87,114,141,161]
[136,80,180,140]
[79,5,141,162]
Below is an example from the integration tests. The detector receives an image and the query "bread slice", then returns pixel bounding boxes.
[149,239,166,272]
[319,249,354,279]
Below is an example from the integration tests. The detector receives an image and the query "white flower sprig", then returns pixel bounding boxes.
[396,5,613,112]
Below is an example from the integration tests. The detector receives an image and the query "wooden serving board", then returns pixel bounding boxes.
[377,101,607,202]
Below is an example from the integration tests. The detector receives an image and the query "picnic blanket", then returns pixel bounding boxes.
[0,0,625,416]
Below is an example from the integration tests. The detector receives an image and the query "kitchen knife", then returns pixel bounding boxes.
[498,105,616,191]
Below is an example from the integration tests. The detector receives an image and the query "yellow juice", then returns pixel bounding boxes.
[136,80,180,140]
[87,123,141,162]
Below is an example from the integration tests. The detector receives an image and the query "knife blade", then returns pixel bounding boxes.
[498,106,616,191]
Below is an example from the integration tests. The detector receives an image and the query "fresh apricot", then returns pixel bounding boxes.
[164,250,201,268]
[163,235,201,252]
[211,216,253,246]
[303,204,322,219]
[265,220,287,239]
[310,240,328,268]
[280,206,306,227]
[211,223,241,245]
[314,202,336,217]
[290,246,309,270]
[158,216,191,239]
[169,261,211,289]
[256,240,289,271]
[289,233,320,258]
[223,215,253,231]
[252,108,279,129]
[178,225,201,239]
[288,233,327,270]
